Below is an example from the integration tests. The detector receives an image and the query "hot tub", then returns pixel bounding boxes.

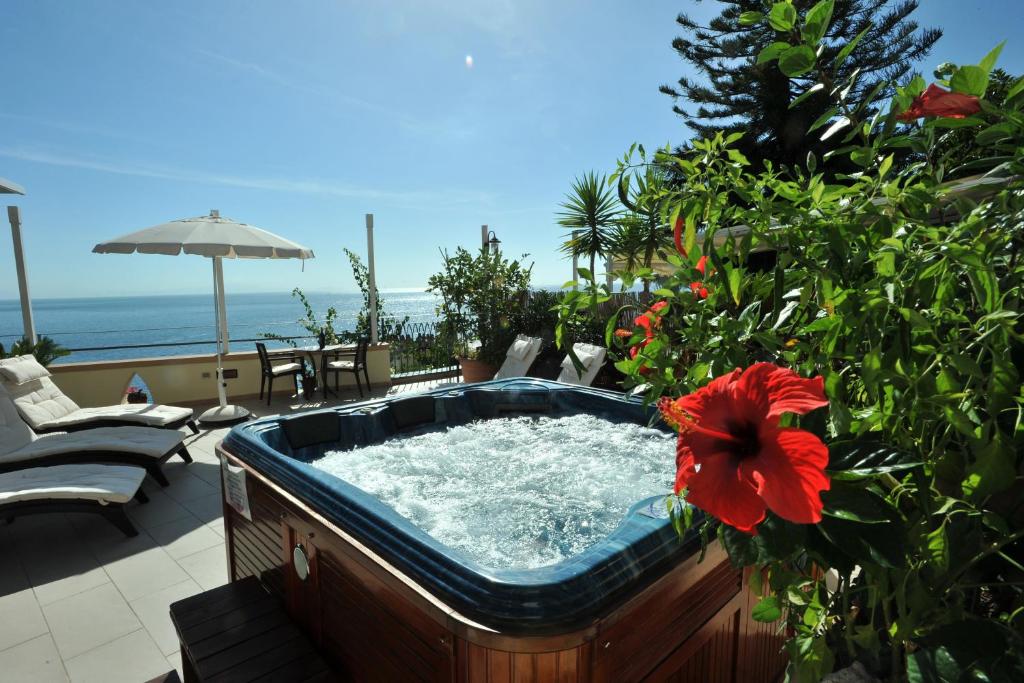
[218,379,785,682]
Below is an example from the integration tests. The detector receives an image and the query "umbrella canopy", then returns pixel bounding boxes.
[92,211,313,259]
[92,210,315,424]
[0,178,26,195]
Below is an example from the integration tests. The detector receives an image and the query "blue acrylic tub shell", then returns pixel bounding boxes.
[223,378,700,634]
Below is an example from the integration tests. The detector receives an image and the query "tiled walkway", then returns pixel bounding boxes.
[0,379,457,683]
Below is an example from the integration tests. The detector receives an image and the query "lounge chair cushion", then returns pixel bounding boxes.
[326,360,355,371]
[0,464,146,505]
[0,355,53,385]
[0,383,37,454]
[493,336,543,380]
[0,426,184,464]
[3,374,192,431]
[506,336,535,362]
[557,343,607,386]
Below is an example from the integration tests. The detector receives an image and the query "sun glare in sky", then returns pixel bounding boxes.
[465,54,474,69]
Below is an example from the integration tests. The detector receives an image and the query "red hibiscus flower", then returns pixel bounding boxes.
[658,363,830,534]
[897,83,981,122]
[629,301,668,372]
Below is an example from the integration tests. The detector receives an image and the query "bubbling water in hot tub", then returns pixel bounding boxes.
[310,413,675,570]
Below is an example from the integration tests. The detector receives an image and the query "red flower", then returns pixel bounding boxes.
[613,328,632,339]
[629,301,669,373]
[688,255,712,299]
[897,83,981,122]
[658,363,830,534]
[673,216,687,257]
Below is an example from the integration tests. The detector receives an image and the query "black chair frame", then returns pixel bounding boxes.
[321,338,371,398]
[256,342,305,405]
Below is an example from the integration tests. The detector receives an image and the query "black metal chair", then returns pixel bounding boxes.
[321,338,371,398]
[255,342,305,405]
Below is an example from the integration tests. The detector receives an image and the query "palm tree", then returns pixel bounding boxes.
[613,167,672,294]
[557,172,620,281]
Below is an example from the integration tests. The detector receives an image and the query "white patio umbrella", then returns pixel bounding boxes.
[93,210,315,424]
[0,178,26,195]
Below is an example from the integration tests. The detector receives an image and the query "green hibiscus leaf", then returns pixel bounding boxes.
[752,595,783,622]
[778,45,817,77]
[768,2,797,31]
[826,438,921,480]
[802,0,834,46]
[950,65,989,97]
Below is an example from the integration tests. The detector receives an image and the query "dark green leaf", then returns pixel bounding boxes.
[752,595,783,622]
[833,24,870,72]
[757,41,791,65]
[821,482,894,524]
[801,0,834,46]
[738,11,764,26]
[827,439,921,480]
[778,45,816,77]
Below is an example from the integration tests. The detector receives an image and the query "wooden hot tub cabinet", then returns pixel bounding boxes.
[219,447,787,682]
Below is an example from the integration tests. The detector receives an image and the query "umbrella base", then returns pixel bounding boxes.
[199,404,251,425]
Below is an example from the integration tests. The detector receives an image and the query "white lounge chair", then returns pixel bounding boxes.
[0,464,148,537]
[0,383,191,487]
[556,343,607,386]
[0,355,198,434]
[493,335,543,380]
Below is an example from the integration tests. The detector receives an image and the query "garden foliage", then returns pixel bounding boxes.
[559,2,1024,680]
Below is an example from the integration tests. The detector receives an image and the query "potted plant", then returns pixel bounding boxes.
[427,246,532,382]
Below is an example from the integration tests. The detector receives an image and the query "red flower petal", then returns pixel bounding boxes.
[696,255,708,276]
[684,448,767,533]
[673,216,687,257]
[650,301,669,314]
[673,439,697,494]
[739,427,830,525]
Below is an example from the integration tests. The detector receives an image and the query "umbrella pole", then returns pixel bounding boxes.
[200,255,250,424]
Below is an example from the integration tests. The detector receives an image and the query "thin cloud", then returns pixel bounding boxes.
[194,48,422,129]
[0,146,492,206]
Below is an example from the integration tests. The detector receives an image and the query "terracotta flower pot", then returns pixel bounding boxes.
[458,358,497,383]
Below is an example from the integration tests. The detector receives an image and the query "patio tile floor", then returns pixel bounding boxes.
[0,378,456,682]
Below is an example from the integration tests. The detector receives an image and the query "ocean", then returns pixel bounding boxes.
[0,291,442,364]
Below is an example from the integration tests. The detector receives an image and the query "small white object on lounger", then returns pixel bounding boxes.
[0,464,146,506]
[0,355,194,432]
[493,335,543,380]
[556,343,607,386]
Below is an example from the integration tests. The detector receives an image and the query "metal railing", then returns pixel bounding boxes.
[382,321,458,380]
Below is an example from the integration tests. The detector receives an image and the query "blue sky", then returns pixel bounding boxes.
[2,0,1022,299]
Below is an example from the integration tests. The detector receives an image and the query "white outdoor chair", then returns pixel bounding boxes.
[556,343,607,386]
[0,383,191,487]
[493,335,543,380]
[0,464,149,537]
[0,355,197,434]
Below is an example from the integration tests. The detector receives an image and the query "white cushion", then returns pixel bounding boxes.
[0,464,146,505]
[557,343,607,386]
[0,383,36,454]
[494,336,542,380]
[326,360,355,370]
[3,375,81,428]
[506,335,535,361]
[39,404,194,430]
[0,355,52,385]
[0,425,184,464]
[3,374,192,431]
[270,362,302,376]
